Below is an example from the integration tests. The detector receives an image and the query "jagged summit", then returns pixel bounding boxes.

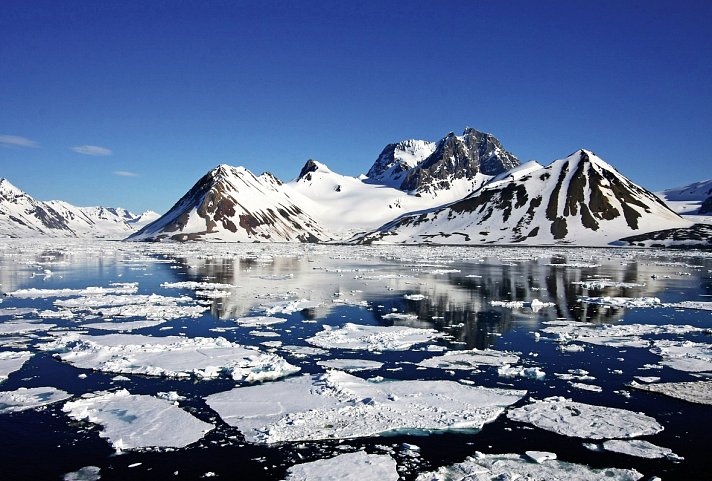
[297,160,331,181]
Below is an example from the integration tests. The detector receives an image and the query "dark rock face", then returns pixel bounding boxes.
[700,196,712,214]
[620,223,712,247]
[297,160,321,182]
[399,128,519,195]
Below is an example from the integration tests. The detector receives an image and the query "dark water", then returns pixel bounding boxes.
[0,241,711,480]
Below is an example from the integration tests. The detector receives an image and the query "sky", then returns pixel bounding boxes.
[1,0,710,214]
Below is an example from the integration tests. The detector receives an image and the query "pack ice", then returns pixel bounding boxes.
[306,323,442,351]
[0,351,33,381]
[63,389,213,450]
[284,451,399,481]
[206,370,525,443]
[40,333,299,382]
[0,386,71,413]
[417,349,519,370]
[629,380,712,405]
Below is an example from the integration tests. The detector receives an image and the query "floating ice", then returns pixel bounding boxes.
[252,299,321,315]
[284,451,399,481]
[414,452,642,481]
[570,382,603,392]
[0,386,71,413]
[280,345,329,358]
[490,299,555,312]
[497,364,546,379]
[307,323,442,351]
[540,321,703,349]
[82,320,168,331]
[55,293,192,309]
[63,389,213,450]
[0,320,55,335]
[577,296,661,308]
[507,397,662,439]
[403,294,426,301]
[525,451,557,463]
[63,466,100,481]
[317,359,384,372]
[0,351,32,381]
[206,370,525,444]
[629,380,712,405]
[418,349,520,370]
[664,301,712,311]
[40,333,300,382]
[0,308,37,317]
[8,283,138,298]
[160,281,237,290]
[573,281,645,289]
[234,316,287,327]
[649,340,712,372]
[381,312,419,322]
[597,439,682,460]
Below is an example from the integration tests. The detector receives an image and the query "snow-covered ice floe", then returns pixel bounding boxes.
[205,370,525,444]
[284,451,398,481]
[0,320,55,335]
[0,351,33,381]
[497,364,546,380]
[81,320,169,331]
[252,299,321,316]
[8,283,138,298]
[417,349,520,370]
[63,466,100,481]
[39,333,299,382]
[585,439,682,461]
[577,296,661,308]
[507,397,662,439]
[414,451,642,481]
[0,386,71,413]
[317,359,384,372]
[490,299,555,312]
[629,380,712,405]
[573,281,645,289]
[234,316,287,327]
[306,323,442,351]
[63,389,213,450]
[648,340,712,372]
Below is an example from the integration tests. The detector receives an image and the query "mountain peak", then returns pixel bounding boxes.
[298,159,331,181]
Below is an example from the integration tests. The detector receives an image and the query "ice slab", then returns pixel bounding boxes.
[206,370,525,444]
[525,451,557,463]
[414,452,642,481]
[40,333,299,382]
[577,296,661,308]
[540,321,703,349]
[82,320,168,331]
[161,281,237,290]
[63,389,213,450]
[573,281,645,289]
[0,386,71,413]
[284,451,398,481]
[0,351,32,381]
[8,283,138,298]
[418,349,520,370]
[629,380,712,405]
[253,299,321,315]
[0,320,55,335]
[63,466,100,481]
[490,299,555,312]
[597,439,682,460]
[317,359,384,372]
[307,323,442,351]
[649,340,712,372]
[235,316,287,327]
[507,397,662,439]
[498,364,546,380]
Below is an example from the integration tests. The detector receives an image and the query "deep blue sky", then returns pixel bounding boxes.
[1,1,710,213]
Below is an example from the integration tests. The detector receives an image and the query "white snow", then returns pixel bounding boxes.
[306,323,442,351]
[284,451,399,481]
[252,299,321,316]
[63,389,213,450]
[0,386,71,413]
[578,296,661,308]
[507,397,663,439]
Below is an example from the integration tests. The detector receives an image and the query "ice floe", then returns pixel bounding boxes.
[0,351,32,381]
[206,370,525,444]
[317,359,384,372]
[587,439,682,461]
[417,349,519,370]
[0,386,71,413]
[306,323,442,351]
[649,340,712,372]
[81,320,168,331]
[414,452,642,481]
[252,299,321,315]
[63,389,213,450]
[284,451,399,481]
[40,333,299,382]
[0,320,55,335]
[8,283,138,298]
[490,299,555,312]
[234,316,287,327]
[497,364,546,380]
[507,397,662,439]
[577,296,661,308]
[63,466,101,481]
[573,281,645,289]
[629,380,712,405]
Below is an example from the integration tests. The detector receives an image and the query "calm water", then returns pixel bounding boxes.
[0,240,710,480]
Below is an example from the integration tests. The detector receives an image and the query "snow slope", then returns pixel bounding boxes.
[656,179,712,215]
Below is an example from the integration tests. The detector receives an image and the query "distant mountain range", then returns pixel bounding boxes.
[0,178,158,238]
[2,127,709,246]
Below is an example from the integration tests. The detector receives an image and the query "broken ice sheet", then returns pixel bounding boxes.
[649,339,712,372]
[284,451,398,481]
[63,389,213,450]
[490,299,555,312]
[63,466,100,481]
[39,333,299,382]
[507,397,662,439]
[252,299,321,315]
[417,349,520,370]
[317,359,384,372]
[54,293,208,321]
[414,452,642,481]
[0,351,33,381]
[0,320,56,335]
[206,370,525,444]
[0,386,71,413]
[590,439,682,461]
[8,283,138,298]
[81,319,168,331]
[307,323,442,351]
[577,296,661,308]
[629,380,712,405]
[234,316,287,327]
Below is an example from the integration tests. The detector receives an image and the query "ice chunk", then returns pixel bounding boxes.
[599,439,682,460]
[39,333,299,382]
[252,299,321,315]
[540,321,703,349]
[161,281,237,290]
[629,380,712,405]
[497,364,546,379]
[8,283,138,298]
[317,359,384,372]
[280,345,329,358]
[0,386,71,413]
[573,281,645,289]
[418,349,520,370]
[649,340,712,372]
[414,452,642,481]
[404,294,426,301]
[570,382,603,392]
[577,296,661,308]
[285,451,398,481]
[490,299,555,312]
[63,389,213,450]
[234,316,287,327]
[63,466,100,481]
[206,370,525,444]
[0,320,55,335]
[306,323,442,351]
[507,397,662,439]
[0,351,32,381]
[525,451,557,463]
[82,320,168,331]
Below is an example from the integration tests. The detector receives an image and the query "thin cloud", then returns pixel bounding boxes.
[0,134,39,148]
[71,145,112,156]
[113,170,138,177]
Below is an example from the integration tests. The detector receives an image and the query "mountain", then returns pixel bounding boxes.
[0,178,156,239]
[700,196,712,215]
[355,150,690,246]
[129,165,330,242]
[366,139,436,188]
[657,179,712,214]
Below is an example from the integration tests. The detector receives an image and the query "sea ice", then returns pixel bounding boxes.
[649,340,712,372]
[629,380,712,405]
[206,370,525,444]
[598,439,682,460]
[490,299,555,311]
[414,452,642,481]
[0,386,71,413]
[317,359,384,372]
[40,333,300,382]
[540,321,703,349]
[63,466,100,481]
[284,451,399,481]
[573,281,645,289]
[81,320,168,331]
[234,316,287,327]
[417,349,520,370]
[507,397,662,439]
[525,451,557,463]
[8,283,138,298]
[252,299,321,315]
[63,389,213,450]
[497,364,546,380]
[0,351,32,381]
[0,320,55,335]
[306,323,442,351]
[577,296,661,308]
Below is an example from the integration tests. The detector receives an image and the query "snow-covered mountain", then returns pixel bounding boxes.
[0,178,158,239]
[129,165,330,242]
[355,150,690,246]
[656,179,712,214]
